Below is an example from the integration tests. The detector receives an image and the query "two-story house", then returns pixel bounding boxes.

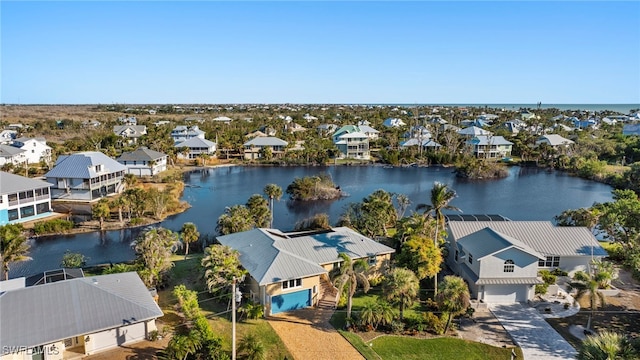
[0,145,27,167]
[243,137,288,160]
[10,137,52,165]
[0,171,53,225]
[116,147,168,176]
[466,135,513,159]
[171,125,205,144]
[113,125,147,145]
[44,152,127,202]
[332,125,370,160]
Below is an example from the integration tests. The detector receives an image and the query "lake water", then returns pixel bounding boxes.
[11,165,614,278]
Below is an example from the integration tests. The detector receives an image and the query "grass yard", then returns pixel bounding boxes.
[157,255,292,360]
[371,337,521,360]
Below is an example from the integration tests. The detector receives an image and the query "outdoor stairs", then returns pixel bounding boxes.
[318,277,338,310]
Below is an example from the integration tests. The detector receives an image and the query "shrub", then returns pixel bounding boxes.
[32,219,74,235]
[551,268,569,277]
[147,330,159,341]
[61,251,87,268]
[390,320,405,334]
[535,283,549,295]
[368,273,385,287]
[539,269,557,285]
[129,217,144,226]
[423,312,445,335]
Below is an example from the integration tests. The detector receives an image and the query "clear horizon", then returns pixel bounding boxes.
[2,1,639,105]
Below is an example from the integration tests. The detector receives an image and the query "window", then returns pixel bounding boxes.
[282,278,302,290]
[20,205,35,218]
[368,255,377,266]
[504,260,515,273]
[468,254,473,264]
[454,250,459,261]
[538,256,560,268]
[8,209,18,221]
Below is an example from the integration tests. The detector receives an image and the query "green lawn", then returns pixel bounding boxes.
[371,337,521,360]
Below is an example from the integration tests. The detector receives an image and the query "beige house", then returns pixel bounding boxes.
[217,227,395,315]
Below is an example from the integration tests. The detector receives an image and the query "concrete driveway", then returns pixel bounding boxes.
[267,308,364,360]
[491,303,578,360]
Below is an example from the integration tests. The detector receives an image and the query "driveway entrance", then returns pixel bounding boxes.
[491,303,577,360]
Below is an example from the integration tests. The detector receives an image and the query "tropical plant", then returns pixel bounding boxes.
[568,269,607,331]
[180,222,199,259]
[238,333,266,360]
[416,181,461,294]
[382,267,420,320]
[396,234,442,281]
[133,227,181,287]
[358,300,396,331]
[61,251,86,268]
[246,194,270,228]
[577,331,637,360]
[263,183,282,228]
[92,198,111,230]
[331,253,370,320]
[201,245,247,297]
[436,275,471,333]
[338,189,397,238]
[0,224,31,280]
[216,205,255,235]
[293,213,331,231]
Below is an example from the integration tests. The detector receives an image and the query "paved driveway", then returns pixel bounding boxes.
[491,303,578,360]
[267,308,364,360]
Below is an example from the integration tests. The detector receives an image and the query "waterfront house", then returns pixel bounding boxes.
[44,151,126,202]
[175,137,217,160]
[334,132,370,160]
[216,227,394,315]
[466,135,513,159]
[113,125,147,145]
[116,147,168,176]
[0,272,163,359]
[399,138,442,150]
[358,125,380,140]
[10,137,52,165]
[535,134,575,149]
[445,218,607,304]
[171,125,205,144]
[243,137,288,160]
[0,171,53,226]
[0,145,27,167]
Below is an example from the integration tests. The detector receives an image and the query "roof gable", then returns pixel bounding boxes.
[45,152,126,179]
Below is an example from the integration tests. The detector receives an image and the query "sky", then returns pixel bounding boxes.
[1,1,639,105]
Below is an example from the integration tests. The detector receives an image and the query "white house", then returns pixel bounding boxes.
[0,171,53,226]
[0,145,27,167]
[331,125,371,159]
[113,125,147,144]
[446,219,607,304]
[535,134,575,148]
[0,272,163,359]
[217,227,394,315]
[175,137,217,160]
[171,125,205,144]
[44,152,127,202]
[457,126,493,138]
[382,118,406,128]
[243,137,288,160]
[0,130,17,144]
[116,147,168,176]
[10,137,52,165]
[466,136,513,159]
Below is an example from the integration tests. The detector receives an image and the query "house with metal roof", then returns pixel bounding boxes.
[175,137,217,161]
[0,272,163,358]
[535,134,575,148]
[217,227,395,315]
[44,151,127,202]
[457,126,493,138]
[465,135,513,159]
[243,137,288,160]
[331,125,371,160]
[0,144,27,167]
[171,125,206,144]
[622,123,640,136]
[446,220,607,304]
[113,125,147,144]
[0,171,53,226]
[10,137,52,165]
[116,147,168,176]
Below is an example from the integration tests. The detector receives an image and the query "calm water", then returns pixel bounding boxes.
[11,165,614,278]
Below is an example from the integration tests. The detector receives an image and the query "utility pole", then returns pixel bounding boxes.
[232,278,237,360]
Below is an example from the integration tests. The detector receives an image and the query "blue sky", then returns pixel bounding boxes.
[2,1,639,104]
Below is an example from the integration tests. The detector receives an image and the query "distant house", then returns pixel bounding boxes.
[0,171,53,226]
[117,116,137,125]
[245,130,268,139]
[212,116,233,124]
[285,122,307,133]
[113,125,147,144]
[0,129,18,144]
[317,124,338,137]
[520,110,536,120]
[171,125,205,144]
[332,126,370,160]
[466,136,513,159]
[116,147,168,176]
[400,138,441,150]
[45,151,127,202]
[0,144,27,167]
[622,124,640,136]
[357,125,380,140]
[535,134,575,148]
[243,137,288,160]
[217,227,394,315]
[175,137,217,160]
[446,219,607,303]
[0,272,163,358]
[404,126,431,139]
[457,126,493,138]
[10,137,52,164]
[382,118,406,128]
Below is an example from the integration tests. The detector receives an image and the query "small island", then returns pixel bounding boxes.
[285,173,344,201]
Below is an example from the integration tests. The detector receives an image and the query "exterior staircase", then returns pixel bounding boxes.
[318,275,339,310]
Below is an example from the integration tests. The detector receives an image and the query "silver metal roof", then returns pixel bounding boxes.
[457,126,492,136]
[117,147,167,162]
[476,277,544,285]
[217,227,395,285]
[0,171,51,195]
[448,221,607,257]
[0,272,163,348]
[175,137,216,148]
[456,227,544,260]
[0,144,25,157]
[45,151,127,179]
[243,137,288,147]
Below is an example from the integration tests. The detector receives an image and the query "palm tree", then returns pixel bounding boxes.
[201,244,246,296]
[436,275,471,333]
[569,269,607,331]
[263,183,282,228]
[395,193,411,218]
[0,224,32,280]
[92,198,111,230]
[216,205,255,235]
[180,222,199,259]
[238,333,266,360]
[331,253,370,321]
[382,267,420,320]
[578,331,637,360]
[416,182,461,295]
[246,194,270,228]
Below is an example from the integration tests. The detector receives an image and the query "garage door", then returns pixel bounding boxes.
[271,289,311,314]
[483,285,528,304]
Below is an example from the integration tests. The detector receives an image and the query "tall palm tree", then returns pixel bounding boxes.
[0,224,32,280]
[417,182,461,295]
[180,222,200,259]
[436,275,471,333]
[92,198,111,230]
[263,184,282,228]
[331,253,370,321]
[578,331,637,360]
[382,267,420,320]
[569,269,607,331]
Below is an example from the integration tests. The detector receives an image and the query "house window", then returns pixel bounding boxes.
[468,254,473,264]
[538,256,560,268]
[454,250,459,261]
[504,260,515,273]
[20,205,34,218]
[282,278,302,290]
[368,255,377,266]
[8,209,18,221]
